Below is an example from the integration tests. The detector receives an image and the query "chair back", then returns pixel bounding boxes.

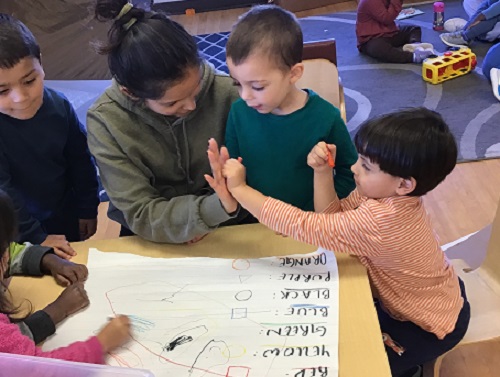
[482,199,500,282]
[298,39,346,121]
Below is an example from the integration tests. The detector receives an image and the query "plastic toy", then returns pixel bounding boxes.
[422,47,477,84]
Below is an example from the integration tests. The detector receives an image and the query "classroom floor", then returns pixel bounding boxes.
[2,0,500,375]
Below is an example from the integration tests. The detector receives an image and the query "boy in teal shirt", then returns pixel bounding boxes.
[224,5,357,211]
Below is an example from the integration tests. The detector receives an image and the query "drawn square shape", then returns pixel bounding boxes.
[231,308,248,319]
[225,366,250,377]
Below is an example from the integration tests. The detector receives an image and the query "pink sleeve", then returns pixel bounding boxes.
[0,316,104,364]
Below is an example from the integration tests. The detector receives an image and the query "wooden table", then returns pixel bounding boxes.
[10,224,391,377]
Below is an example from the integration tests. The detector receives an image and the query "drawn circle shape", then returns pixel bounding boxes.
[232,259,251,270]
[235,290,252,301]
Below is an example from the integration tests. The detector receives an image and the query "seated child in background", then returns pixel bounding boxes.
[222,5,357,212]
[0,189,131,363]
[356,0,436,63]
[209,108,470,377]
[0,14,99,258]
[440,0,500,46]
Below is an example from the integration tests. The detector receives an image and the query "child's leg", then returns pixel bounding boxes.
[464,17,500,40]
[376,279,470,377]
[463,0,499,40]
[360,37,414,63]
[392,26,422,46]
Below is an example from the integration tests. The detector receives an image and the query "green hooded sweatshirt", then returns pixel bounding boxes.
[87,62,239,243]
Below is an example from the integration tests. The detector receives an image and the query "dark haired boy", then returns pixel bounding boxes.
[0,14,99,257]
[223,5,357,214]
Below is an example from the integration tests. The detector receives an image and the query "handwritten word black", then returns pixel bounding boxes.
[282,288,330,300]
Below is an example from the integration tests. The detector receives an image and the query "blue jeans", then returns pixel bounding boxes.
[463,0,500,41]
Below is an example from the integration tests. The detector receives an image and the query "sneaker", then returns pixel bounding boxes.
[403,42,434,52]
[440,31,468,47]
[490,67,500,102]
[444,18,467,32]
[413,47,435,63]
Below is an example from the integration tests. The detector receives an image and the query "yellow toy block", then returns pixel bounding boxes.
[422,47,477,85]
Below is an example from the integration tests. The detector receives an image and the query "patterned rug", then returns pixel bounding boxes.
[194,1,500,161]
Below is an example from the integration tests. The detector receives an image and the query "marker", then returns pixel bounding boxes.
[327,150,335,168]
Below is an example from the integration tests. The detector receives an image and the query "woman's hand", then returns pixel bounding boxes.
[205,138,238,214]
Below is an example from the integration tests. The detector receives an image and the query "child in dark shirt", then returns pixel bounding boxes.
[0,14,99,258]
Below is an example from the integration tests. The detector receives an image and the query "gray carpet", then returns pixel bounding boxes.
[45,0,499,161]
[299,1,500,161]
[194,0,499,161]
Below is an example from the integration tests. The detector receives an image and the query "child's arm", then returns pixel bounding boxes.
[8,243,87,285]
[8,244,89,343]
[363,0,403,25]
[0,314,130,364]
[62,98,99,241]
[223,159,268,217]
[222,160,382,256]
[307,142,339,212]
[25,283,90,344]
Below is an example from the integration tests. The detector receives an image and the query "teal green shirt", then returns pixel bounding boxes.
[225,90,357,211]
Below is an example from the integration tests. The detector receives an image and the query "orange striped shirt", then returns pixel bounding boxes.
[259,189,463,339]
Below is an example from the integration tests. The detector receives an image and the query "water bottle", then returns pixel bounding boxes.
[433,2,445,31]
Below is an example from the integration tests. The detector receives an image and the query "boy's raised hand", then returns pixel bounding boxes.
[41,234,76,260]
[222,159,247,192]
[307,142,337,172]
[41,253,88,286]
[97,315,131,353]
[43,282,89,325]
[205,138,238,214]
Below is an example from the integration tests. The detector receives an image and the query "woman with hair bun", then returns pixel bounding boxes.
[88,0,242,243]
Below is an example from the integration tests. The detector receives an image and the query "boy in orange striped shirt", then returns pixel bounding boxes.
[206,108,470,377]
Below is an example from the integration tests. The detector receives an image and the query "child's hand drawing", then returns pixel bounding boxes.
[41,253,88,286]
[44,282,89,324]
[307,142,337,172]
[205,138,239,214]
[97,315,131,353]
